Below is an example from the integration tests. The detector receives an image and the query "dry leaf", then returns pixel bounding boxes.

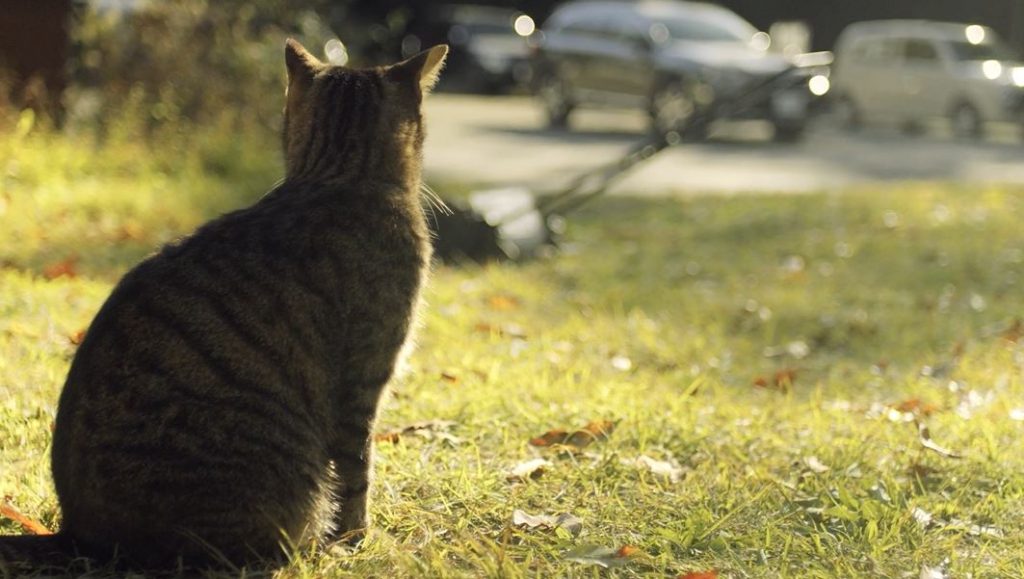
[564,544,634,568]
[507,458,551,482]
[440,371,459,383]
[69,329,86,346]
[754,368,797,391]
[916,420,962,459]
[893,398,939,417]
[0,498,53,535]
[614,545,640,558]
[636,455,684,483]
[802,456,830,474]
[42,256,78,280]
[375,420,458,445]
[679,571,719,579]
[487,294,520,311]
[511,510,582,536]
[529,420,617,449]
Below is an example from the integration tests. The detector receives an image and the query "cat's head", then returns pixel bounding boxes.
[282,39,447,186]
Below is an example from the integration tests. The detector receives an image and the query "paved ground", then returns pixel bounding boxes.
[423,94,1024,196]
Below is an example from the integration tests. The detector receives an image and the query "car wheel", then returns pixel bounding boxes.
[538,74,573,129]
[832,95,861,131]
[950,102,983,139]
[650,81,704,140]
[773,123,806,143]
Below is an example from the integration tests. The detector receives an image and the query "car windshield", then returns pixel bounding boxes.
[658,10,756,42]
[946,40,1016,61]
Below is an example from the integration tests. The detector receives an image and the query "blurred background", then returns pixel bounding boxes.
[3,0,1024,197]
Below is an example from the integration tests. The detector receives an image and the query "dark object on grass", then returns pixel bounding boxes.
[429,52,833,264]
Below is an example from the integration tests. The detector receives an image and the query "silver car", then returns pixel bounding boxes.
[830,20,1024,138]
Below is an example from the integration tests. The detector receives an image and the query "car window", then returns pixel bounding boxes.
[660,12,754,42]
[903,39,939,62]
[848,37,901,63]
[945,40,1016,61]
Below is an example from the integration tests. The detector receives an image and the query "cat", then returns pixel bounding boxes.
[0,38,447,571]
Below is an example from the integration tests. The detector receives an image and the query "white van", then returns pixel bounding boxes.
[830,20,1024,138]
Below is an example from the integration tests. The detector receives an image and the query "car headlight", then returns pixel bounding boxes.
[808,74,830,96]
[1012,67,1024,87]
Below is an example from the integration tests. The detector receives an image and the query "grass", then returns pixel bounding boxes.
[1,122,1023,578]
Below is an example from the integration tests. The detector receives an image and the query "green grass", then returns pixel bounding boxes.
[2,125,1023,577]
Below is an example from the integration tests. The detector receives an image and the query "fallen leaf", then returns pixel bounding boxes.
[473,322,527,339]
[919,558,950,579]
[893,398,939,417]
[636,455,684,483]
[487,294,520,311]
[1001,318,1022,343]
[615,545,640,558]
[42,256,78,280]
[754,368,797,391]
[69,329,87,346]
[373,432,401,444]
[511,510,582,536]
[610,354,632,371]
[565,420,616,447]
[0,498,53,535]
[679,571,718,579]
[916,420,962,459]
[802,455,830,474]
[529,420,617,449]
[564,544,634,568]
[440,371,459,383]
[529,429,570,447]
[507,458,551,482]
[116,220,145,242]
[375,420,459,445]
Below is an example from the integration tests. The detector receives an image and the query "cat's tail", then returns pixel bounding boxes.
[0,533,73,574]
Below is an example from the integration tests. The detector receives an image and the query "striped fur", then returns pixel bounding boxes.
[0,40,447,572]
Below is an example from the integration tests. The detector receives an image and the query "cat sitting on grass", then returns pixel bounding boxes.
[0,39,447,572]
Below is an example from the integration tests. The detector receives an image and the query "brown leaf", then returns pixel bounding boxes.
[116,220,145,242]
[678,571,718,579]
[1001,318,1022,343]
[69,329,87,346]
[566,420,616,447]
[614,545,640,558]
[0,498,53,535]
[373,432,401,444]
[529,429,569,447]
[487,294,520,311]
[893,398,939,417]
[42,256,78,280]
[754,368,797,391]
[375,420,459,445]
[440,371,459,384]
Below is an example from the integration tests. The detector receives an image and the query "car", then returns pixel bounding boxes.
[400,5,536,93]
[529,0,827,141]
[830,20,1024,139]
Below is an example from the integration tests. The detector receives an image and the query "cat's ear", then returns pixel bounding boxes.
[285,38,322,90]
[390,45,449,95]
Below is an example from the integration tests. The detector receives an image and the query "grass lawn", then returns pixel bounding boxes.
[1,126,1023,577]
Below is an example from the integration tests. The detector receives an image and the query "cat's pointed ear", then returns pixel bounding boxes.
[391,45,449,95]
[285,38,322,88]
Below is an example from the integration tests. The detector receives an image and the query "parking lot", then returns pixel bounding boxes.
[424,94,1024,196]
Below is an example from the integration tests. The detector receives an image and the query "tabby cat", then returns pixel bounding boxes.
[0,39,447,571]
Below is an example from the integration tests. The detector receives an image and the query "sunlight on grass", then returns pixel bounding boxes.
[1,129,1022,577]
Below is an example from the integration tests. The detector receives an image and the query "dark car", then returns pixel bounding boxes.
[401,5,536,93]
[531,0,827,140]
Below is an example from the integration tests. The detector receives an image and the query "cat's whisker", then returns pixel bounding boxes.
[420,182,452,216]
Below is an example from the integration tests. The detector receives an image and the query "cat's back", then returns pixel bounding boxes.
[50,181,427,565]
